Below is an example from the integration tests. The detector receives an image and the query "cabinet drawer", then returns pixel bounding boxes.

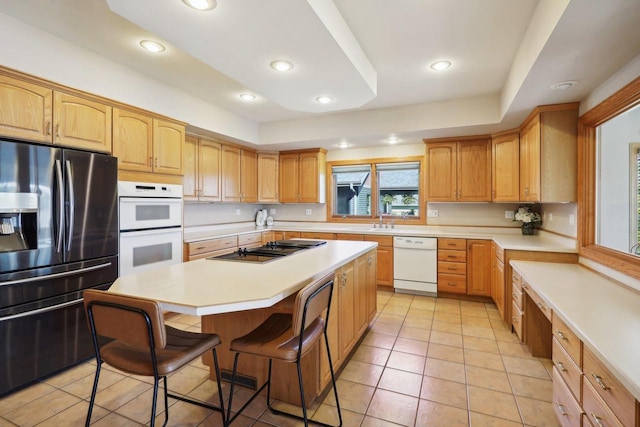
[553,338,582,402]
[438,249,467,263]
[511,300,523,340]
[365,234,393,246]
[438,261,466,275]
[512,283,523,308]
[335,233,364,241]
[238,232,262,246]
[511,270,522,291]
[522,282,551,321]
[583,346,635,427]
[552,316,582,367]
[583,377,624,427]
[188,246,236,261]
[188,236,238,256]
[299,232,335,240]
[437,273,467,294]
[552,367,583,427]
[438,238,466,250]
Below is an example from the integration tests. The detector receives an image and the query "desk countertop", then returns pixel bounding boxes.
[510,260,640,401]
[109,240,377,316]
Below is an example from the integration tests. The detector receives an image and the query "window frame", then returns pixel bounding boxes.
[326,155,425,224]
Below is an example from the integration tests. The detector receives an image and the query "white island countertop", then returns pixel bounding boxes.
[109,240,377,316]
[184,222,577,253]
[510,260,640,401]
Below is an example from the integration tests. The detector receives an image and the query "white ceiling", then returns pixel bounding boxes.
[1,0,640,151]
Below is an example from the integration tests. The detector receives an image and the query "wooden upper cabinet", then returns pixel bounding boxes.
[240,149,258,203]
[183,135,221,201]
[221,145,241,202]
[0,75,53,143]
[279,148,326,203]
[53,92,112,152]
[152,119,184,175]
[258,152,279,203]
[113,108,153,172]
[519,104,578,202]
[491,131,520,202]
[426,142,457,201]
[425,138,491,202]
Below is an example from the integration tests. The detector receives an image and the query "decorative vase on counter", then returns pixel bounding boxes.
[521,223,535,235]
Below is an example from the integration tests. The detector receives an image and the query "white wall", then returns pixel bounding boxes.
[184,203,263,227]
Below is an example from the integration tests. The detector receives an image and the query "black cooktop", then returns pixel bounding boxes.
[209,240,327,263]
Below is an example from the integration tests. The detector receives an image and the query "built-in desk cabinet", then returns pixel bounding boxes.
[425,137,492,202]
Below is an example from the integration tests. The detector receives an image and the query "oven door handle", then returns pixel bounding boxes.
[0,262,112,287]
[0,298,84,322]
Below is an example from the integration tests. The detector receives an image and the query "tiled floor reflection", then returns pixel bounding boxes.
[0,291,559,426]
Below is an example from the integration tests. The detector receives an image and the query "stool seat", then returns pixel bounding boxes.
[101,325,222,377]
[230,313,324,362]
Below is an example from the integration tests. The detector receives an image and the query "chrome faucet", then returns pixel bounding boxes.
[378,213,383,227]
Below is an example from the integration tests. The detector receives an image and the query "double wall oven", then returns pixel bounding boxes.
[0,138,118,395]
[118,181,183,277]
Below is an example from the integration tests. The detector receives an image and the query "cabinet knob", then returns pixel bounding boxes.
[554,360,567,372]
[554,329,567,340]
[555,402,568,416]
[590,413,605,427]
[591,373,610,390]
[46,121,52,136]
[55,123,60,138]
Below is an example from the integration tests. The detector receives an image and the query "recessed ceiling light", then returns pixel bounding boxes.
[139,40,166,53]
[315,96,334,104]
[430,60,451,71]
[181,0,216,10]
[337,141,350,149]
[387,136,400,144]
[239,93,256,101]
[270,60,294,72]
[550,80,578,90]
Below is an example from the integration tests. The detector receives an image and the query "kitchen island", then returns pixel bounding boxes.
[109,239,378,405]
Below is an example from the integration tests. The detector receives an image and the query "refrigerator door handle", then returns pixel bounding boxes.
[0,262,112,287]
[55,159,64,253]
[0,298,84,322]
[65,160,75,252]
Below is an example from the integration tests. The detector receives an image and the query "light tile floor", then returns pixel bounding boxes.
[0,291,560,426]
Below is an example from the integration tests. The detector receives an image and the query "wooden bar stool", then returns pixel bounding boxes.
[226,272,342,426]
[83,290,226,427]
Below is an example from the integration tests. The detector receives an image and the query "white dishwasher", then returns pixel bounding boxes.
[393,236,438,296]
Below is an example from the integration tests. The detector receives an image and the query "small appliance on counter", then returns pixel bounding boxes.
[255,209,268,226]
[266,216,274,226]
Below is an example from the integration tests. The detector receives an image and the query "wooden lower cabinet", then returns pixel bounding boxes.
[365,235,393,287]
[466,240,491,296]
[299,232,335,240]
[199,248,377,405]
[184,236,237,261]
[552,367,583,427]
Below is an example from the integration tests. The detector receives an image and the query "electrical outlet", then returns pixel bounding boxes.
[235,209,241,215]
[270,208,276,215]
[305,209,312,216]
[548,213,553,222]
[505,210,514,219]
[569,214,575,225]
[427,209,439,218]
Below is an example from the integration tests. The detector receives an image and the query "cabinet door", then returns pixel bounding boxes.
[240,150,258,203]
[338,262,357,359]
[199,139,222,201]
[182,135,198,200]
[0,75,53,143]
[366,251,377,321]
[113,108,153,172]
[152,119,184,175]
[319,272,340,389]
[279,153,300,202]
[221,145,241,202]
[467,240,492,296]
[495,257,505,320]
[492,132,520,202]
[426,142,457,201]
[355,256,368,336]
[54,92,111,152]
[299,152,321,203]
[376,245,394,287]
[520,115,541,201]
[457,139,491,201]
[258,152,279,203]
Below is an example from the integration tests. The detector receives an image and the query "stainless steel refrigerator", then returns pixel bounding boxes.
[0,138,118,396]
